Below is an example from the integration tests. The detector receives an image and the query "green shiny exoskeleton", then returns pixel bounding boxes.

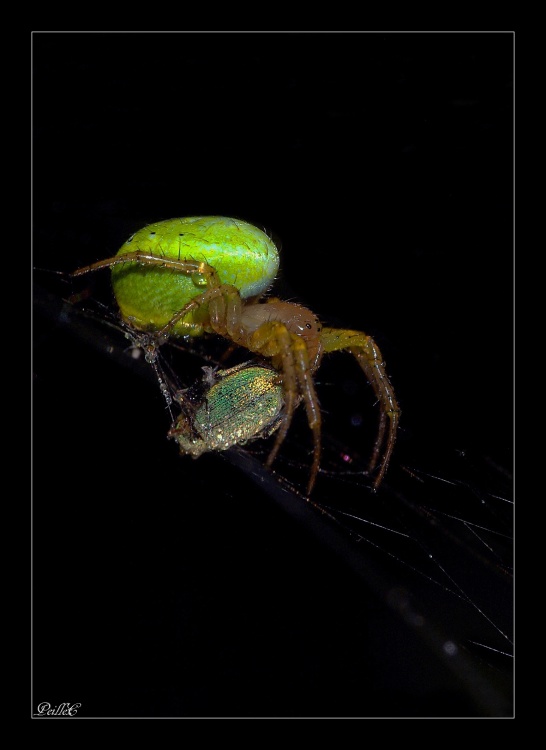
[111,216,280,336]
[169,363,284,457]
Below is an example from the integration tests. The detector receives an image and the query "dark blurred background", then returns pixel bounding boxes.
[32,32,514,718]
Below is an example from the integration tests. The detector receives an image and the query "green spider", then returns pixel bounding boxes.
[72,216,400,494]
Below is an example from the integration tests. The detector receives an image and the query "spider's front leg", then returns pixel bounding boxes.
[72,252,225,336]
[155,282,244,342]
[240,301,324,495]
[73,252,244,344]
[72,251,221,284]
[321,327,400,490]
[252,323,322,495]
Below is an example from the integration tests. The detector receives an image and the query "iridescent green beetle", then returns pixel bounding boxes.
[73,215,400,494]
[169,362,284,456]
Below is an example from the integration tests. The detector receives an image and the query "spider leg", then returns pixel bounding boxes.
[73,251,246,345]
[250,322,298,473]
[249,322,321,496]
[292,334,322,496]
[321,327,400,490]
[155,283,242,341]
[72,252,221,284]
[223,288,243,340]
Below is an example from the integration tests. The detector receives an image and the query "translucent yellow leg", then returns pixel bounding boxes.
[72,252,221,285]
[250,321,322,496]
[321,327,400,489]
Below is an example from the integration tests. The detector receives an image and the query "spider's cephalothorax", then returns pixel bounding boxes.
[73,216,400,494]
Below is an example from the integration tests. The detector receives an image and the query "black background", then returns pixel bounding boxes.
[33,32,514,718]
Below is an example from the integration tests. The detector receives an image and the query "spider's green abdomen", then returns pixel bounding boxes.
[111,216,280,336]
